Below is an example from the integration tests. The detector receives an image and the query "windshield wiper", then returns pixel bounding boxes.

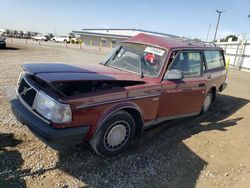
[138,57,144,78]
[104,46,122,66]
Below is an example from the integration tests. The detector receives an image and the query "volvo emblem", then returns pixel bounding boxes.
[20,87,32,96]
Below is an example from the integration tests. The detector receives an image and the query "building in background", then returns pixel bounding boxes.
[72,29,180,48]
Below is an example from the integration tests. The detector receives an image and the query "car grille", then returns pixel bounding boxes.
[18,78,37,107]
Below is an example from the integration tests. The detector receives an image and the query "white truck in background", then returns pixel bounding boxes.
[51,35,71,43]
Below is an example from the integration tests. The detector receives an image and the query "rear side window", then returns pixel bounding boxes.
[204,51,224,70]
[169,51,202,77]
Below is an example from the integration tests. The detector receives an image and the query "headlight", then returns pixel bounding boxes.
[33,91,72,123]
[17,72,25,85]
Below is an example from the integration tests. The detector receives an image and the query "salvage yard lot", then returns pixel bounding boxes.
[0,40,250,188]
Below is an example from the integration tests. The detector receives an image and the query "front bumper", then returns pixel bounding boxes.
[11,98,89,149]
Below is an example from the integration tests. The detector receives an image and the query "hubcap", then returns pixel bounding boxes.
[104,121,130,151]
[203,93,212,111]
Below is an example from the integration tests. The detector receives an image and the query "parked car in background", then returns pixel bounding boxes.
[51,35,71,43]
[0,37,6,49]
[31,34,48,41]
[11,33,227,156]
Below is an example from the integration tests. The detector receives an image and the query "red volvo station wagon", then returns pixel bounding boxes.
[11,33,227,156]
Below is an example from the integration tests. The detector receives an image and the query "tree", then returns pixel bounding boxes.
[219,35,238,42]
[225,35,238,42]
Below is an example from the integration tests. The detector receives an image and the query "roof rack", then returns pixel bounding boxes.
[180,38,216,47]
[164,35,217,47]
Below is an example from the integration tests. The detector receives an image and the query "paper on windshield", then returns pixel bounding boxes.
[144,47,165,56]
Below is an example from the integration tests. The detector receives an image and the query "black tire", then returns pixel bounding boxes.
[90,110,135,157]
[64,39,67,43]
[0,44,6,49]
[200,90,213,114]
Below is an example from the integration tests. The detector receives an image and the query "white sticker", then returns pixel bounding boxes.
[144,47,165,56]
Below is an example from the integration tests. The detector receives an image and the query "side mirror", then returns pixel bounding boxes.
[3,38,6,40]
[165,69,183,80]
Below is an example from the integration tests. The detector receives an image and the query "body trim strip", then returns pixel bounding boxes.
[142,112,200,130]
[155,112,199,124]
[76,93,161,109]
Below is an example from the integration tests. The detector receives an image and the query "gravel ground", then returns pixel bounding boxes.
[0,39,250,188]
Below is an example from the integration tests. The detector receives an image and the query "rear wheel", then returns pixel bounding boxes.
[201,91,213,113]
[90,111,135,156]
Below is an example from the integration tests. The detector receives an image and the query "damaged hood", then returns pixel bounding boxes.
[23,63,145,83]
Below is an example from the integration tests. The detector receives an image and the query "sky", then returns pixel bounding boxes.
[0,0,249,41]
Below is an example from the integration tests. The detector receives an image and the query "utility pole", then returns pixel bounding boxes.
[206,24,211,42]
[213,10,225,41]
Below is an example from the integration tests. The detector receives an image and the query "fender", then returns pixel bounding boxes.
[92,101,144,139]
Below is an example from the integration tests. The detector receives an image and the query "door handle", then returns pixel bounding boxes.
[199,83,205,87]
[207,74,211,79]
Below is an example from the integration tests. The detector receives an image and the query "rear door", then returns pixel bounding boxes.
[203,50,227,93]
[157,50,207,122]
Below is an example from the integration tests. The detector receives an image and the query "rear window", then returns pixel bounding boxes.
[204,50,224,70]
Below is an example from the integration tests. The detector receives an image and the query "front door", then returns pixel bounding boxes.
[157,51,206,122]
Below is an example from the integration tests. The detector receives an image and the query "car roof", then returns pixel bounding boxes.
[124,33,222,51]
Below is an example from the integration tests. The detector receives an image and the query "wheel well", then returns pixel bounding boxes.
[210,86,216,101]
[122,108,144,138]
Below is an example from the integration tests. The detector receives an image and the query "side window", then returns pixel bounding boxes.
[204,50,224,70]
[168,51,202,77]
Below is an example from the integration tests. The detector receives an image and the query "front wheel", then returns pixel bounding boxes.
[90,111,135,157]
[201,91,213,114]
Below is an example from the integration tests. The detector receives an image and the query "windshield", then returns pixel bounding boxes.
[106,43,167,77]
